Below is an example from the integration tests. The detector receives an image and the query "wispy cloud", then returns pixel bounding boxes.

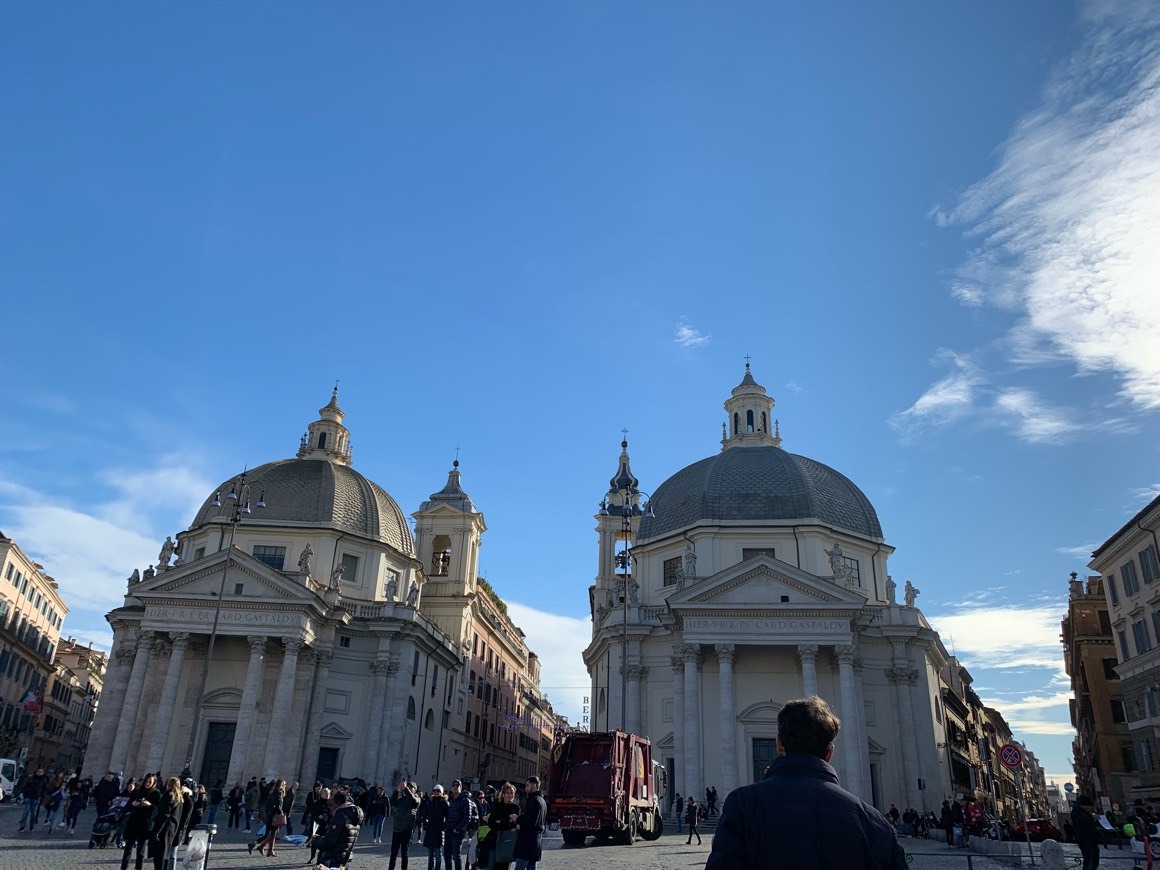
[674,320,710,348]
[784,382,805,395]
[930,603,1065,671]
[1132,483,1160,503]
[932,5,1160,410]
[993,388,1073,444]
[1056,543,1097,559]
[890,351,983,436]
[506,602,591,727]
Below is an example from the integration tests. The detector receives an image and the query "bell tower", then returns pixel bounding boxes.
[297,387,353,465]
[722,360,781,449]
[412,460,486,597]
[592,436,648,625]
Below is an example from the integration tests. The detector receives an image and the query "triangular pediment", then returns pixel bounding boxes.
[668,554,867,609]
[132,548,319,604]
[320,721,354,740]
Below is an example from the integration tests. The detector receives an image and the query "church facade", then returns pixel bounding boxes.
[85,391,554,790]
[583,366,950,812]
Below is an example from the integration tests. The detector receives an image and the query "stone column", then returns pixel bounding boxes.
[682,644,702,801]
[836,645,863,797]
[144,632,190,773]
[263,636,304,778]
[715,644,738,795]
[625,665,643,734]
[853,655,871,803]
[375,660,402,785]
[86,640,135,775]
[108,631,155,774]
[386,656,411,780]
[227,636,268,785]
[364,659,391,780]
[299,648,333,790]
[888,665,923,811]
[797,644,819,696]
[671,654,685,797]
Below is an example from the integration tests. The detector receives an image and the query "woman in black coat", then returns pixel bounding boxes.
[483,783,520,870]
[121,774,161,870]
[422,788,450,869]
[148,777,184,870]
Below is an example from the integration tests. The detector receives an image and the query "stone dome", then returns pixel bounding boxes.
[638,445,883,542]
[190,458,416,556]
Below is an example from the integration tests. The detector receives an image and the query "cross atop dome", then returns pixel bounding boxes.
[297,387,354,465]
[723,361,781,449]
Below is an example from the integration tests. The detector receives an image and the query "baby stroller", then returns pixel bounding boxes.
[89,797,129,849]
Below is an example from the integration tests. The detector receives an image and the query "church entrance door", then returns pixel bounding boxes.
[752,738,777,783]
[317,747,339,783]
[199,722,236,787]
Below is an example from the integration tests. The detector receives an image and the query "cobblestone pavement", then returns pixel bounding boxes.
[1,804,1150,870]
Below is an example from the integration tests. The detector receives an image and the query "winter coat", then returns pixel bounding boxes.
[318,802,362,863]
[369,792,389,819]
[263,792,285,828]
[149,791,183,857]
[422,796,449,848]
[685,802,700,825]
[244,782,260,810]
[1072,805,1100,848]
[22,773,49,801]
[447,791,479,834]
[391,788,420,832]
[704,753,907,870]
[513,791,547,862]
[123,787,161,839]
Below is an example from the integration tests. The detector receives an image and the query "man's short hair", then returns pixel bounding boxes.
[777,696,841,758]
[1078,794,1095,807]
[526,776,540,788]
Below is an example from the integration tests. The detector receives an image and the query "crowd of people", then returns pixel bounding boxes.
[9,767,549,870]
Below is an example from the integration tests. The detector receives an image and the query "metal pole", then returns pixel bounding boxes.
[621,502,629,733]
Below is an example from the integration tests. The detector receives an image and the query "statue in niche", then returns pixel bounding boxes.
[407,581,421,607]
[330,563,344,589]
[298,543,314,575]
[825,543,846,577]
[595,602,607,621]
[885,575,897,605]
[628,579,639,604]
[904,580,920,608]
[127,568,141,586]
[683,543,697,579]
[142,565,155,582]
[157,536,176,570]
[386,574,399,601]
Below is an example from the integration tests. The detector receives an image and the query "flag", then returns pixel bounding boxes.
[22,689,43,715]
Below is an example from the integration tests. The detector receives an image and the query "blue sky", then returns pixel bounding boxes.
[3,2,1159,786]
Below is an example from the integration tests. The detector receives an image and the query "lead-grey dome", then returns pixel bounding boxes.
[190,458,415,556]
[638,446,882,541]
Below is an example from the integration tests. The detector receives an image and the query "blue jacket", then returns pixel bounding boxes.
[705,753,907,870]
[446,791,478,834]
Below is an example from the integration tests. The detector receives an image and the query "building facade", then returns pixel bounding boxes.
[583,366,952,813]
[1063,572,1131,811]
[1089,493,1160,803]
[85,391,552,790]
[0,533,68,764]
[32,638,106,772]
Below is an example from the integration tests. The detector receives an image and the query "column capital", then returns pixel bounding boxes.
[170,632,191,651]
[313,649,334,668]
[680,643,702,664]
[715,643,736,663]
[370,660,393,676]
[671,655,684,674]
[386,659,401,676]
[136,630,156,652]
[247,635,268,654]
[281,636,304,656]
[885,667,918,685]
[624,665,647,680]
[113,646,135,666]
[835,645,857,665]
[796,643,818,664]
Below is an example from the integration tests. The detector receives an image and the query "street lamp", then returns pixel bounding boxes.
[181,469,265,779]
[599,490,654,733]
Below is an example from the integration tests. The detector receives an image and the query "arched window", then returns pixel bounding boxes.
[424,708,435,730]
[407,696,416,721]
[746,410,755,432]
[317,432,327,449]
[733,413,740,436]
[761,412,767,432]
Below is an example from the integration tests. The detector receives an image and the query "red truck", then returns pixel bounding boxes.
[546,729,667,846]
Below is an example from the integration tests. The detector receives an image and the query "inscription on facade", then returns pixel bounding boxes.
[684,617,847,633]
[150,607,300,626]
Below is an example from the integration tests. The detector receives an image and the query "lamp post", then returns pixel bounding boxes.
[600,490,654,733]
[181,470,265,779]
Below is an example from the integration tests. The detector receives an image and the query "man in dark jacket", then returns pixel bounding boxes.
[513,776,548,870]
[93,771,121,818]
[705,696,907,870]
[17,768,49,832]
[1073,794,1101,870]
[445,779,478,870]
[319,790,363,868]
[390,780,421,870]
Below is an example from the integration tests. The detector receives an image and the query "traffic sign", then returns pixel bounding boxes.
[1064,782,1075,793]
[999,743,1022,768]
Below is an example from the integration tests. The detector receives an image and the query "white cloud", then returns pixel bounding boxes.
[890,351,983,436]
[934,7,1160,410]
[674,320,710,348]
[784,382,805,395]
[506,602,591,728]
[929,604,1065,671]
[1056,543,1097,559]
[1132,483,1160,503]
[993,388,1074,444]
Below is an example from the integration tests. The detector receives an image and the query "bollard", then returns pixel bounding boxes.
[966,855,973,869]
[1039,838,1066,870]
[185,823,218,870]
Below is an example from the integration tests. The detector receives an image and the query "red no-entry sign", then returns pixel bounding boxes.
[999,743,1022,768]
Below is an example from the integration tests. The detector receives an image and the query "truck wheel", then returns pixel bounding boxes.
[622,808,638,845]
[562,830,587,846]
[639,808,663,841]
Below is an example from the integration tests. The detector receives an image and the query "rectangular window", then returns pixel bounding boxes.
[473,634,479,657]
[1139,739,1155,772]
[412,650,421,686]
[1112,699,1127,723]
[469,670,476,695]
[1135,620,1153,655]
[1104,658,1121,680]
[1099,610,1113,635]
[1108,574,1120,606]
[4,563,11,580]
[1119,630,1131,660]
[1149,689,1160,719]
[338,636,351,648]
[663,557,681,586]
[1142,546,1160,585]
[1125,745,1139,772]
[194,546,206,561]
[340,553,360,583]
[1123,560,1141,596]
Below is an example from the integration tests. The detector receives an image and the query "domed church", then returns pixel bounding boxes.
[583,365,948,812]
[85,391,542,790]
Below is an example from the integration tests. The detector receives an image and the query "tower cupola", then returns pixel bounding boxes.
[723,361,781,449]
[297,387,353,465]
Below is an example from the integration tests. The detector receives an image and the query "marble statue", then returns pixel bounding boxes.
[157,536,176,570]
[628,579,640,604]
[406,581,420,607]
[330,563,344,589]
[825,543,845,577]
[904,580,920,608]
[885,575,897,605]
[142,565,155,582]
[683,543,697,579]
[298,543,314,575]
[386,574,399,601]
[127,568,141,586]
